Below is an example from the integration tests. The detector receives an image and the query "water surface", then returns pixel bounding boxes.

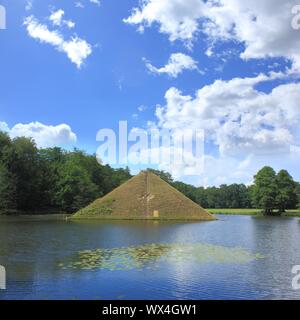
[0,215,300,300]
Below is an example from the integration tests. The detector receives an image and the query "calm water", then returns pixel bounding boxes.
[0,215,300,300]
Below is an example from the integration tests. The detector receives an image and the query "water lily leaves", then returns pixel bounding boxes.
[59,243,264,271]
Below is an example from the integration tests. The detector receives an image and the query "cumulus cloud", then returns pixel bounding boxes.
[156,74,300,158]
[24,16,62,46]
[199,148,300,187]
[49,9,75,29]
[125,0,300,70]
[24,15,92,68]
[203,0,300,71]
[124,0,206,44]
[144,53,199,77]
[1,121,77,148]
[61,37,92,68]
[148,73,300,185]
[124,0,300,184]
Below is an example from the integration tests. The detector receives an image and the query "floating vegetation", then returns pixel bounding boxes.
[59,243,264,271]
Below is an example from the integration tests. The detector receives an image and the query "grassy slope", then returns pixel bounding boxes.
[72,171,215,220]
[208,208,300,217]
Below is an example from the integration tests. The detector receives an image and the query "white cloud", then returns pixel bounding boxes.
[25,0,33,11]
[24,15,92,68]
[198,149,300,187]
[75,0,101,8]
[49,9,75,29]
[125,0,300,70]
[152,73,300,184]
[138,105,147,112]
[61,37,92,68]
[144,53,199,77]
[75,2,85,9]
[90,0,101,6]
[156,73,300,157]
[49,9,64,26]
[203,0,300,71]
[0,122,9,132]
[124,0,300,184]
[124,0,206,44]
[127,145,204,179]
[24,16,63,46]
[132,105,148,119]
[1,121,77,148]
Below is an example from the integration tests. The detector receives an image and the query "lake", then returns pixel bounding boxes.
[0,214,300,300]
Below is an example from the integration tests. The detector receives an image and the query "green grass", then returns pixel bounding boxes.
[208,208,260,215]
[283,210,300,217]
[73,171,215,221]
[208,208,300,217]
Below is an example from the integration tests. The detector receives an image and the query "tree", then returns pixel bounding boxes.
[38,147,66,209]
[0,163,16,213]
[147,169,173,184]
[1,128,299,216]
[205,187,220,208]
[172,181,198,203]
[276,170,298,212]
[252,166,278,215]
[194,187,209,208]
[295,182,300,209]
[0,131,12,161]
[110,166,132,188]
[224,184,252,208]
[8,137,43,211]
[55,160,99,213]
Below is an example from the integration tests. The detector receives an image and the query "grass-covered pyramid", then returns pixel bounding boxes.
[71,170,216,221]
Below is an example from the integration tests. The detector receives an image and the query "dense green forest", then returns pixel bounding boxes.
[0,131,299,215]
[0,132,131,214]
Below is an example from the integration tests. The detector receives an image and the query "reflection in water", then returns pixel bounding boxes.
[59,243,264,271]
[1,215,300,300]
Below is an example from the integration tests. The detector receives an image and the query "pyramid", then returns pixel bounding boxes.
[71,171,216,221]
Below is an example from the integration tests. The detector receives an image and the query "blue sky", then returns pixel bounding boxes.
[1,0,300,186]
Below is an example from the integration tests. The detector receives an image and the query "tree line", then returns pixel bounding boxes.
[0,132,131,214]
[0,131,299,215]
[148,168,300,215]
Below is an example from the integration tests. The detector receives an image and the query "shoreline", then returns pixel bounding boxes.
[208,208,300,217]
[1,209,300,220]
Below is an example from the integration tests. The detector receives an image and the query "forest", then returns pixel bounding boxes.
[149,169,300,214]
[0,131,299,215]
